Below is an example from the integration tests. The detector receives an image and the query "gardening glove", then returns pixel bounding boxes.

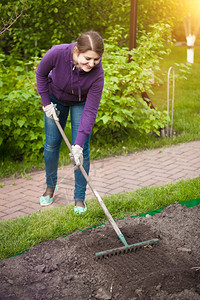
[43,102,60,121]
[69,145,83,169]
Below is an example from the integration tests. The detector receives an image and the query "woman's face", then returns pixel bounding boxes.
[75,50,101,72]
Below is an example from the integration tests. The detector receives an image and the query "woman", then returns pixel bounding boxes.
[36,31,104,214]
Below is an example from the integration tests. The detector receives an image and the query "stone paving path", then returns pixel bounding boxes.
[0,141,200,220]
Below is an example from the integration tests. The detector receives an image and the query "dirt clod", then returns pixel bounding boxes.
[93,287,112,300]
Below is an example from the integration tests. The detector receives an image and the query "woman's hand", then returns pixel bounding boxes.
[70,145,83,169]
[43,103,60,121]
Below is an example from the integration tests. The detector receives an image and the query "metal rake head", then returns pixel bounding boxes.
[95,238,159,260]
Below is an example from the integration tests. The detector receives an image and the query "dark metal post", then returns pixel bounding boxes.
[129,0,155,110]
[129,0,138,50]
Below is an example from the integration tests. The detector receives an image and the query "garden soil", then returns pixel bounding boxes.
[0,202,200,300]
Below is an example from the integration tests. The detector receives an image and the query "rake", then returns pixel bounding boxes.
[55,120,159,259]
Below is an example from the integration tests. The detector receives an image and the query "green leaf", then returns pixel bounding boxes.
[29,131,37,140]
[17,141,25,149]
[2,119,11,126]
[15,66,24,72]
[102,115,111,124]
[17,119,26,127]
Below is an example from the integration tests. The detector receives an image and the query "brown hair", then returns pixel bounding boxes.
[76,31,104,57]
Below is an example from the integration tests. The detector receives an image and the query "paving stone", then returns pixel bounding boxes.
[4,199,27,208]
[3,205,27,214]
[1,211,27,220]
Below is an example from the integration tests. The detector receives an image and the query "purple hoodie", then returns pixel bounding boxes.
[36,42,104,146]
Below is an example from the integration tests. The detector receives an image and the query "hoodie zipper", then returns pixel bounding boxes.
[71,62,81,101]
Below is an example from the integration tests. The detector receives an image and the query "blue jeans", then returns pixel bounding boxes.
[44,97,91,202]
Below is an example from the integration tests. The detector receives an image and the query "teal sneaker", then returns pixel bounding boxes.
[40,185,58,206]
[74,202,87,214]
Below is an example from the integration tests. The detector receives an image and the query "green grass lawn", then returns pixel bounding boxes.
[0,176,200,261]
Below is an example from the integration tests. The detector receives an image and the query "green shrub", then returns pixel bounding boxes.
[0,54,44,162]
[93,23,171,141]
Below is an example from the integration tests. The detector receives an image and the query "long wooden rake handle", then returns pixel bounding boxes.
[55,120,124,239]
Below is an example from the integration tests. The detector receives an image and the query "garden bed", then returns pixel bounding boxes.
[0,202,199,299]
